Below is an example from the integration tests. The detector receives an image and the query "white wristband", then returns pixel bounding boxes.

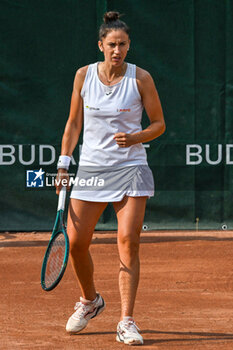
[57,155,71,170]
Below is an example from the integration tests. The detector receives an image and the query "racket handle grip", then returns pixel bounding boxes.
[57,186,66,211]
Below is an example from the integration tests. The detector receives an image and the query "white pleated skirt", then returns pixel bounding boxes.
[70,164,154,202]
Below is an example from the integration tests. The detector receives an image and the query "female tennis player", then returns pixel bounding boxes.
[56,11,165,345]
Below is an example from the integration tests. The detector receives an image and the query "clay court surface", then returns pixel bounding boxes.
[1,230,233,350]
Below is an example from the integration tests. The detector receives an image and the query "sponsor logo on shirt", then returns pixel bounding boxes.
[85,105,100,111]
[117,108,131,112]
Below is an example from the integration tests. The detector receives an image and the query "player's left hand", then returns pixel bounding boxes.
[113,132,135,147]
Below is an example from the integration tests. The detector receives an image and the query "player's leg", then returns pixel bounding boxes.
[66,198,107,333]
[67,198,108,300]
[113,196,147,345]
[113,196,147,318]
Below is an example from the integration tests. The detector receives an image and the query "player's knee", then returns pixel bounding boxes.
[118,234,140,258]
[69,236,89,257]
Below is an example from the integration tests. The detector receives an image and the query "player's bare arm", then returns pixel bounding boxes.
[61,66,88,156]
[113,67,165,147]
[56,66,88,194]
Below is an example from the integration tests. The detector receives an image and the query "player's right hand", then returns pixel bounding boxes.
[55,169,70,194]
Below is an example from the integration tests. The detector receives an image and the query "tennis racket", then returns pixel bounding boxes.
[41,187,69,291]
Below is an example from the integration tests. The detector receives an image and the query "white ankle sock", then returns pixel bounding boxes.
[123,316,134,322]
[80,295,98,304]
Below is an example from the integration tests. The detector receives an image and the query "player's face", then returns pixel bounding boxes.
[99,30,130,66]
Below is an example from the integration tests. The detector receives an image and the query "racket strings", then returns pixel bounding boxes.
[44,233,66,288]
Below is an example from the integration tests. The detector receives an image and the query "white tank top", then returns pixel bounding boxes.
[79,62,148,167]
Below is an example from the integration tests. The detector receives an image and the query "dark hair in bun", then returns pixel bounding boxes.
[99,11,130,40]
[103,11,120,23]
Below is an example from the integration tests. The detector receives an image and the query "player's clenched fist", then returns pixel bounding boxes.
[113,132,135,147]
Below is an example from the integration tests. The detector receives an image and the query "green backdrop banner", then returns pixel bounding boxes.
[0,0,232,231]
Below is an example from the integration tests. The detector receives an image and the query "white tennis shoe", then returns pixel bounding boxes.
[66,293,105,333]
[116,319,144,345]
